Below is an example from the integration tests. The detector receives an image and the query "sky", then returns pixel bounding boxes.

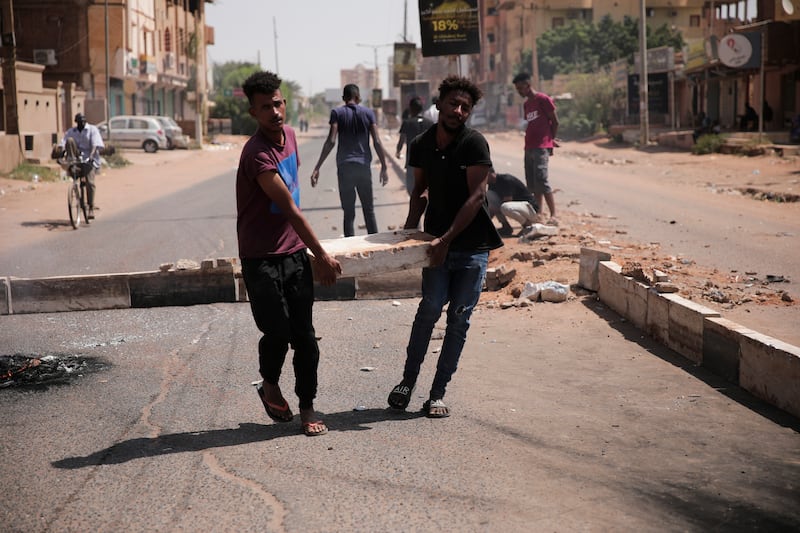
[205,0,421,97]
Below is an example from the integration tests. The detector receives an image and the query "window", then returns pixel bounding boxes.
[690,15,700,27]
[165,28,172,53]
[552,17,565,28]
[487,32,495,43]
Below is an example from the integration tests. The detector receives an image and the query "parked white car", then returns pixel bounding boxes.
[146,115,189,149]
[97,116,168,153]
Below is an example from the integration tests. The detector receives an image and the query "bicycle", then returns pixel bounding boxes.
[53,138,95,229]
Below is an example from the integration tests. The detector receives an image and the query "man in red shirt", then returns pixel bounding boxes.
[513,72,559,225]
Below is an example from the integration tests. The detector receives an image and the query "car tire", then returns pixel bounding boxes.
[143,140,158,153]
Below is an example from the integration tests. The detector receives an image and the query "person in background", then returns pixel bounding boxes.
[387,75,502,419]
[513,71,559,225]
[487,167,540,237]
[740,102,758,132]
[310,84,389,237]
[423,95,439,123]
[59,113,104,219]
[396,97,434,194]
[237,70,342,437]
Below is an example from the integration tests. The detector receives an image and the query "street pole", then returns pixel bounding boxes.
[104,0,111,132]
[273,17,279,74]
[529,4,539,86]
[1,0,20,136]
[639,0,650,146]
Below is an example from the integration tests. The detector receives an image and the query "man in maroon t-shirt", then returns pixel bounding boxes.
[513,72,559,225]
[237,70,341,437]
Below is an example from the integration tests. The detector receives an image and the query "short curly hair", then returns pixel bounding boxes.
[242,71,282,104]
[438,75,482,106]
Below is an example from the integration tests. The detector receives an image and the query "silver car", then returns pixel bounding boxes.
[98,116,168,153]
[147,115,189,149]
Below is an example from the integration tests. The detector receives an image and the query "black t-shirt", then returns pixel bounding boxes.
[489,173,537,209]
[408,125,503,252]
[398,114,434,164]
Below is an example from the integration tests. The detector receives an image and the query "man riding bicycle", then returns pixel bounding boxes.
[59,113,104,219]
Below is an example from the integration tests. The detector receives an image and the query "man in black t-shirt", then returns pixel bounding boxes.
[387,76,502,419]
[487,167,540,237]
[396,97,434,194]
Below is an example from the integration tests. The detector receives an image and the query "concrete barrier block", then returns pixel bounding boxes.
[309,230,433,279]
[703,317,757,384]
[646,290,670,345]
[739,333,800,419]
[597,261,626,316]
[10,275,131,314]
[236,275,248,302]
[0,277,10,315]
[314,277,357,301]
[663,294,720,364]
[129,269,236,308]
[626,278,649,330]
[357,268,422,300]
[578,248,612,291]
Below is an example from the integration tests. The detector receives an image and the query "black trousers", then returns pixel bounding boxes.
[242,250,319,409]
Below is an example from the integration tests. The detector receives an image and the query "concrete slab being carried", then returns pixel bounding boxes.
[308,230,434,279]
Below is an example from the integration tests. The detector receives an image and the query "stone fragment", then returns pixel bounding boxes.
[655,282,679,293]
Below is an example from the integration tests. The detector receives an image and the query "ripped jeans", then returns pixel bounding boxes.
[403,250,489,400]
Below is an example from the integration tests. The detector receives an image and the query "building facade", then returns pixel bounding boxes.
[0,0,214,170]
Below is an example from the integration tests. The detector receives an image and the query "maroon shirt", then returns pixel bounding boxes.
[523,92,556,150]
[236,127,305,258]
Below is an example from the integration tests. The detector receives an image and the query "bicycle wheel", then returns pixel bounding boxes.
[79,180,91,224]
[67,181,81,229]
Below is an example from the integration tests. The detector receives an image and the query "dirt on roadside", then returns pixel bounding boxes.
[478,134,799,346]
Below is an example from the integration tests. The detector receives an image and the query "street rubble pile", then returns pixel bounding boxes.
[480,210,794,312]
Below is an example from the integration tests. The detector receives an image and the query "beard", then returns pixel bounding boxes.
[439,118,465,135]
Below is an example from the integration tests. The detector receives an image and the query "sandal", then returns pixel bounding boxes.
[302,420,328,437]
[257,386,294,423]
[422,399,450,418]
[388,382,415,410]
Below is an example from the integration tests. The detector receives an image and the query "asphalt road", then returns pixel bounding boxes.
[2,132,799,531]
[2,298,799,531]
[489,137,800,295]
[0,136,411,278]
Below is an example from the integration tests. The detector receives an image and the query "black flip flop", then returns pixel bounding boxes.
[387,383,415,410]
[257,386,294,422]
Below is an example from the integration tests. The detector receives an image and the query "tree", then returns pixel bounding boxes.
[209,62,303,135]
[535,16,684,80]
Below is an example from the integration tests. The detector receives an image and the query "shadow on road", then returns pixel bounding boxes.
[579,296,800,433]
[20,220,73,231]
[51,408,423,469]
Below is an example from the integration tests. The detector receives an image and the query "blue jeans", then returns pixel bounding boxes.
[337,162,378,237]
[403,250,489,400]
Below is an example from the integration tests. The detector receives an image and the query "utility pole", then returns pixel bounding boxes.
[1,0,20,136]
[356,43,392,90]
[104,0,111,129]
[639,0,650,146]
[273,17,279,74]
[194,1,205,148]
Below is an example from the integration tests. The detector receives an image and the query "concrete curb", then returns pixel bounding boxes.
[0,257,421,316]
[581,248,800,419]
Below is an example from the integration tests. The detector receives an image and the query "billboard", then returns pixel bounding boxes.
[394,42,417,87]
[418,0,480,57]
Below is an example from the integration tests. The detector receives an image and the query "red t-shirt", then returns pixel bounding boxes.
[236,127,306,258]
[523,92,556,150]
